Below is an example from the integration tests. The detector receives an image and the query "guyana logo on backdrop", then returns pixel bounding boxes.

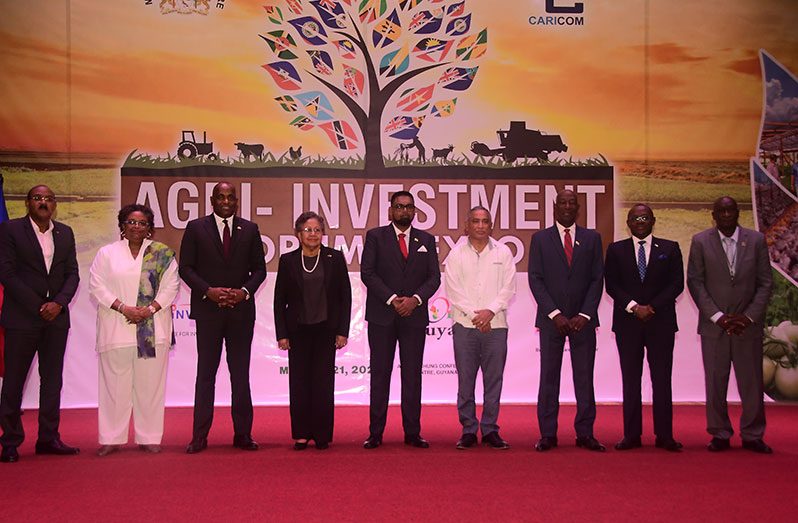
[146,0,228,16]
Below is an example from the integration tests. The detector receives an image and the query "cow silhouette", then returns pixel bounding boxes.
[235,142,264,161]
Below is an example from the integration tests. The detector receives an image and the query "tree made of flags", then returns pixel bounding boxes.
[261,0,487,171]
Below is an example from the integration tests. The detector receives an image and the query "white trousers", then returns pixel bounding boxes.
[98,346,169,445]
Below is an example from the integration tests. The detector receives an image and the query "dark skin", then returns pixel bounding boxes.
[711,196,751,335]
[111,210,161,324]
[389,195,419,317]
[551,190,588,335]
[25,186,62,322]
[627,204,656,323]
[207,183,247,308]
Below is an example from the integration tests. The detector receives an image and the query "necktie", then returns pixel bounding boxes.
[722,237,736,277]
[563,228,573,266]
[222,218,231,258]
[637,240,646,281]
[398,233,409,260]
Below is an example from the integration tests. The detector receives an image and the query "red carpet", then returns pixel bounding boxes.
[2,404,797,521]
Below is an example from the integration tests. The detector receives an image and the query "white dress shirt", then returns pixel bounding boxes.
[29,217,55,273]
[625,233,653,313]
[547,221,591,321]
[89,239,180,353]
[445,237,516,329]
[213,212,232,241]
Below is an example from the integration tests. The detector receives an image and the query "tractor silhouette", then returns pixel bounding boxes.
[177,130,217,161]
[471,121,567,163]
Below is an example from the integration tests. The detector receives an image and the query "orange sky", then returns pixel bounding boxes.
[0,0,796,160]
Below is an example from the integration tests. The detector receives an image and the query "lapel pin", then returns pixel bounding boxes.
[236,226,242,230]
[413,237,419,242]
[327,254,332,257]
[654,243,659,248]
[575,240,580,246]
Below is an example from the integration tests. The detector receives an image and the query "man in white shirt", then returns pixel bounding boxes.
[445,206,515,449]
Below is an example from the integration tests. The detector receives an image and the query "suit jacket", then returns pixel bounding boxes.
[604,237,684,334]
[273,246,352,340]
[361,224,441,327]
[0,217,79,330]
[527,225,604,329]
[687,226,772,338]
[178,214,267,321]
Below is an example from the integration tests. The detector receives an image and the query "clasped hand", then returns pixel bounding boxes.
[392,296,419,317]
[39,302,63,322]
[553,313,589,336]
[207,287,246,308]
[717,313,752,336]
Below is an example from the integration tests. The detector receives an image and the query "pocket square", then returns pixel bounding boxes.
[417,245,428,253]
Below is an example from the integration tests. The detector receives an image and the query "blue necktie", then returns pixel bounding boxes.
[637,240,646,281]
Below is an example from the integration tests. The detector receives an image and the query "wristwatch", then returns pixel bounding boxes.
[241,287,251,301]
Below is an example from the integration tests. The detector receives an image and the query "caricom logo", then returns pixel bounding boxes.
[529,0,586,26]
[428,296,452,323]
[147,0,228,16]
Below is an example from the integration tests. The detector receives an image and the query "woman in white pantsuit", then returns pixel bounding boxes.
[89,204,180,456]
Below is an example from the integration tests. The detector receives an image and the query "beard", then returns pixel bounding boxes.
[393,215,412,227]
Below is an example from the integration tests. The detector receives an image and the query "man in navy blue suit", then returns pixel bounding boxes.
[528,189,605,452]
[605,204,684,452]
[361,191,441,449]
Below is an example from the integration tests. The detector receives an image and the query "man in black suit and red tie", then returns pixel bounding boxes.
[528,189,605,452]
[179,182,267,454]
[0,185,80,463]
[604,204,684,452]
[361,191,441,449]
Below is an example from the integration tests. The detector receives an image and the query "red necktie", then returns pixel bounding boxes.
[563,228,573,266]
[222,218,231,258]
[398,233,409,260]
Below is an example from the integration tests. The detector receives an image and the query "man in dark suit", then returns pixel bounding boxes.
[528,189,605,452]
[687,196,773,453]
[605,204,684,452]
[179,182,267,454]
[361,191,441,449]
[0,185,80,463]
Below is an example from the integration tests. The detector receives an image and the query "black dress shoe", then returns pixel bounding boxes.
[535,437,558,452]
[363,435,382,449]
[742,439,773,454]
[655,438,683,452]
[315,441,329,450]
[576,436,606,452]
[293,440,309,451]
[35,439,80,456]
[233,435,259,451]
[614,437,642,451]
[456,433,478,450]
[1,446,19,463]
[186,437,208,454]
[404,435,430,448]
[707,437,731,452]
[482,431,510,450]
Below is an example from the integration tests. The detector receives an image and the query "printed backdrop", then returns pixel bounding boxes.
[1,0,797,407]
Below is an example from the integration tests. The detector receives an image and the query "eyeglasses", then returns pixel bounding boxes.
[213,194,238,202]
[29,195,56,202]
[629,215,652,223]
[124,219,150,228]
[300,227,323,234]
[392,203,415,211]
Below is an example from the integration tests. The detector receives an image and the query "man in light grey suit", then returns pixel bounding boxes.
[687,196,773,453]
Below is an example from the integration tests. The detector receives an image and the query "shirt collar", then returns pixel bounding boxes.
[466,237,495,254]
[29,217,54,234]
[555,221,575,235]
[392,222,412,238]
[630,233,653,245]
[213,213,233,228]
[717,226,740,243]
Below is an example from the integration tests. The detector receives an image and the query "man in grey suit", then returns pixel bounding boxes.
[528,189,605,452]
[687,196,773,453]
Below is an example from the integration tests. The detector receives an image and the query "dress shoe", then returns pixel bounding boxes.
[576,436,606,452]
[293,440,309,451]
[535,437,558,452]
[97,444,122,457]
[139,444,162,454]
[614,437,642,451]
[404,435,430,448]
[186,437,208,454]
[35,439,80,456]
[233,435,259,451]
[456,433,478,450]
[742,439,773,454]
[707,437,730,452]
[315,441,329,450]
[363,435,382,449]
[655,438,683,452]
[1,446,19,463]
[482,431,510,450]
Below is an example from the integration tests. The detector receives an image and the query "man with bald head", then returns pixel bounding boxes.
[528,189,605,452]
[687,196,773,453]
[0,185,80,463]
[179,182,267,454]
[605,204,684,452]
